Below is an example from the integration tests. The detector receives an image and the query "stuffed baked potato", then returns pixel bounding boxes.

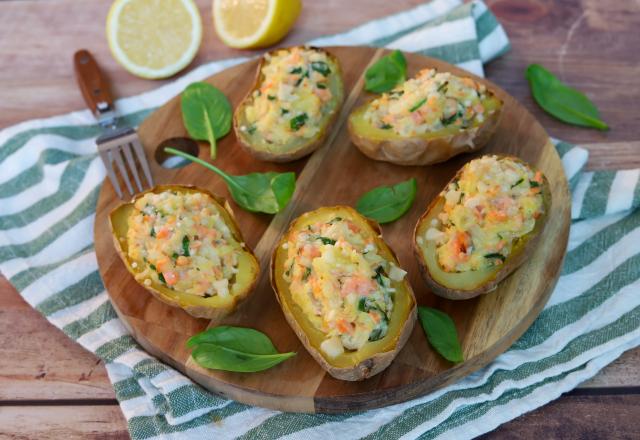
[414,155,551,299]
[234,46,344,162]
[348,67,502,166]
[271,206,416,380]
[109,185,260,319]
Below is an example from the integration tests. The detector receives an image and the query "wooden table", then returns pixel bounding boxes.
[0,0,638,438]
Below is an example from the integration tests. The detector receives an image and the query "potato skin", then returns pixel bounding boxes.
[413,156,552,300]
[233,46,344,162]
[270,206,417,381]
[349,106,501,166]
[109,185,260,320]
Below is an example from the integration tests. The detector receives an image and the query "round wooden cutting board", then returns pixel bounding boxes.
[95,46,571,413]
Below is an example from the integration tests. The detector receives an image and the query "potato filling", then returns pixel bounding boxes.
[126,191,243,298]
[240,47,337,145]
[424,156,545,272]
[282,217,407,357]
[363,68,493,137]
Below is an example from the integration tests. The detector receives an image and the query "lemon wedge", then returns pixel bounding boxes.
[213,0,301,49]
[106,0,202,79]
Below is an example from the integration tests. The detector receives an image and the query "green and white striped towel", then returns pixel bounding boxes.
[1,0,638,438]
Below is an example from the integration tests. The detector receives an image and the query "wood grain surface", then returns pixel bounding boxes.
[1,0,639,437]
[94,48,570,413]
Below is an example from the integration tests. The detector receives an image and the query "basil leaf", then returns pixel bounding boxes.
[526,64,608,130]
[187,326,295,373]
[365,50,407,93]
[418,306,464,363]
[181,82,233,159]
[355,178,417,223]
[165,148,296,214]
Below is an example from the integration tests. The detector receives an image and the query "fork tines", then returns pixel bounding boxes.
[96,127,154,199]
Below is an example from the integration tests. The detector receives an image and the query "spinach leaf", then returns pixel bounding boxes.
[373,265,386,287]
[368,319,388,342]
[290,113,308,131]
[181,82,233,159]
[441,112,459,126]
[484,253,506,262]
[294,70,309,87]
[187,326,295,373]
[409,98,427,112]
[165,148,296,214]
[355,178,417,223]
[311,61,331,76]
[526,64,608,130]
[182,236,190,257]
[365,50,407,93]
[317,236,336,245]
[418,306,464,363]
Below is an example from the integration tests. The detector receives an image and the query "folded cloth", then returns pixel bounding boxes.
[1,1,638,438]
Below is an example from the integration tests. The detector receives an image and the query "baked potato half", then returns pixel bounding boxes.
[234,46,344,162]
[109,185,259,320]
[271,206,416,381]
[414,155,551,300]
[348,67,502,166]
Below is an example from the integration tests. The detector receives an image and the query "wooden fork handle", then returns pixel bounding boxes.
[74,49,114,117]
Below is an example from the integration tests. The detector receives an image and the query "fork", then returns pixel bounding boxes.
[74,49,154,199]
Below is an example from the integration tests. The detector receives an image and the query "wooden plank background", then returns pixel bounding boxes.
[0,0,639,438]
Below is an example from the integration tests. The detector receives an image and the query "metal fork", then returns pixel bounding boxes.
[74,49,153,199]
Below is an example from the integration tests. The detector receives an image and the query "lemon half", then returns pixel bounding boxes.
[213,0,301,49]
[107,0,202,79]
